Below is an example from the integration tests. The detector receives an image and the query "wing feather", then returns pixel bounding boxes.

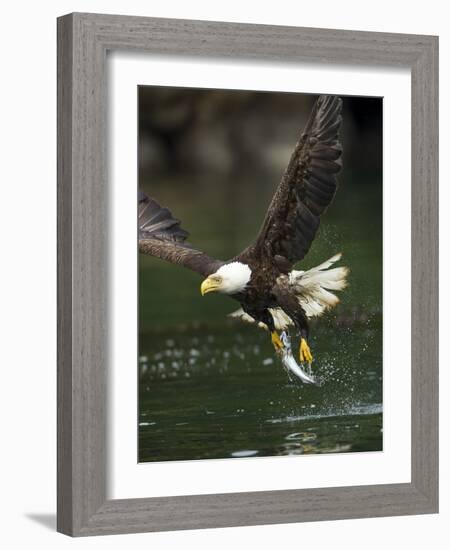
[138,192,223,277]
[238,95,343,265]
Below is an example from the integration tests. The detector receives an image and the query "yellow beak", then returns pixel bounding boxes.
[200,277,220,296]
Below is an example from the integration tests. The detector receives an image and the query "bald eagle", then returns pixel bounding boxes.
[139,95,348,366]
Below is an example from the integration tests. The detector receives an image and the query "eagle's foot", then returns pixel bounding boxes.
[271,331,284,353]
[299,338,313,364]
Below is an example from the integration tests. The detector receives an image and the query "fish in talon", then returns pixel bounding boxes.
[278,331,317,384]
[284,356,316,384]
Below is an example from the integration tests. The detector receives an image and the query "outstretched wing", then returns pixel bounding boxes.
[138,192,223,277]
[238,95,343,266]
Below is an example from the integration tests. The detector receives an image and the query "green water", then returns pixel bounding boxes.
[138,174,383,462]
[139,320,382,462]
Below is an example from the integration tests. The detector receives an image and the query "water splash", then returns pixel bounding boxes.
[266,402,382,424]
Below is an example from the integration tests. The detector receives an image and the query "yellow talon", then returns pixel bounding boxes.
[271,331,284,353]
[299,338,313,364]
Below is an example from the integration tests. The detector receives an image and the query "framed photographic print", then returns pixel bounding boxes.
[137,88,381,464]
[57,13,438,536]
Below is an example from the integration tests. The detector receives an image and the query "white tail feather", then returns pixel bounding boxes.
[290,253,349,318]
[306,252,343,272]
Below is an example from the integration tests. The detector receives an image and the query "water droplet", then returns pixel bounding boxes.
[231,450,258,458]
[286,432,303,440]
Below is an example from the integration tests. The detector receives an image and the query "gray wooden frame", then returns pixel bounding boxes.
[57,12,438,537]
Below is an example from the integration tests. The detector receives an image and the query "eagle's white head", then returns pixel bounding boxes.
[200,262,251,296]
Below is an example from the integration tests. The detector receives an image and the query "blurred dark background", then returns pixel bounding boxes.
[139,88,381,180]
[138,86,382,332]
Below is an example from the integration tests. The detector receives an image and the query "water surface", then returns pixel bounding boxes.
[139,317,382,462]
